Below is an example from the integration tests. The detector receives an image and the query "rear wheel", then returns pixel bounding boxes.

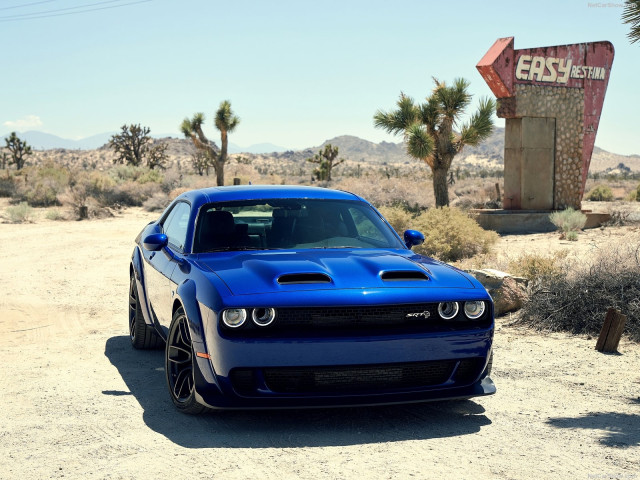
[129,274,163,350]
[165,308,207,414]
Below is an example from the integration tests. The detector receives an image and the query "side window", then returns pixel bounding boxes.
[349,207,386,242]
[162,202,191,251]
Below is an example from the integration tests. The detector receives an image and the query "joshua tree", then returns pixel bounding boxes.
[108,124,168,169]
[4,132,33,170]
[623,0,640,44]
[181,100,240,186]
[374,78,495,207]
[306,144,345,181]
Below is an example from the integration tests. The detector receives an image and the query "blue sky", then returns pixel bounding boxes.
[1,0,638,153]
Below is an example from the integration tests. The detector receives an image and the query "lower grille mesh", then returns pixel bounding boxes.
[261,360,456,394]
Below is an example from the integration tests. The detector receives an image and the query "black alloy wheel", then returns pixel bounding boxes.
[165,308,207,414]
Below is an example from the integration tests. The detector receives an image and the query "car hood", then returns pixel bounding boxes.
[196,249,476,295]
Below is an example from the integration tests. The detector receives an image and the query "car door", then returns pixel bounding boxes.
[144,201,191,332]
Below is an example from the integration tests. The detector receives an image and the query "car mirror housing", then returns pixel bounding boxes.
[143,233,168,251]
[403,229,425,249]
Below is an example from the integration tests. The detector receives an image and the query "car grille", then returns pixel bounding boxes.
[229,359,485,396]
[221,303,491,337]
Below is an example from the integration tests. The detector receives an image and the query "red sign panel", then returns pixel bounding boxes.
[477,37,615,189]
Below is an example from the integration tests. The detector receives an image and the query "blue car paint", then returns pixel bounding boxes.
[131,185,496,409]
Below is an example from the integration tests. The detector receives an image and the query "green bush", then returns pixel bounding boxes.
[377,205,413,235]
[585,184,614,201]
[5,202,34,223]
[508,251,568,285]
[411,207,498,262]
[109,165,163,184]
[45,208,65,221]
[549,208,586,240]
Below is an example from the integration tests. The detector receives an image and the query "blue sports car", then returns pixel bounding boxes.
[129,185,495,413]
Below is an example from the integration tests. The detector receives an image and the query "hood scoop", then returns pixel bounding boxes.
[277,273,332,285]
[380,270,429,282]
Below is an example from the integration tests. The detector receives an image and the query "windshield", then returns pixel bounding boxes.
[193,198,405,253]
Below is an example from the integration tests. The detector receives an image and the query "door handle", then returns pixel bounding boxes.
[149,252,156,260]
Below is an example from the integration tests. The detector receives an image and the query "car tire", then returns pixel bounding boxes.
[129,275,164,350]
[165,307,208,414]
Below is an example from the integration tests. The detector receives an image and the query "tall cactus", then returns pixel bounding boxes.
[181,101,239,186]
[306,144,345,181]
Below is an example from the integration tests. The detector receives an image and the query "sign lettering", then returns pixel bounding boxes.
[515,54,605,84]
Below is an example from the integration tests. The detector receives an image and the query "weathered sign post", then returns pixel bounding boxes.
[474,37,614,231]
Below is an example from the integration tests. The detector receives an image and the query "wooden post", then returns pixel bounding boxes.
[495,183,501,202]
[595,307,627,353]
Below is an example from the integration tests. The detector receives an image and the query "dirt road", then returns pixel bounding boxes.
[0,206,638,480]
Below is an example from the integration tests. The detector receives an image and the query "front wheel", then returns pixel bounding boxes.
[165,308,207,414]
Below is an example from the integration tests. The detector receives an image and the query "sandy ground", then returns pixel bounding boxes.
[0,202,639,480]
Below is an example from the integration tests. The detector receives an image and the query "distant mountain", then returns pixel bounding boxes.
[0,130,116,150]
[7,129,639,173]
[229,142,288,154]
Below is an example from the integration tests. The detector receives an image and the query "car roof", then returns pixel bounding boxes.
[177,185,364,205]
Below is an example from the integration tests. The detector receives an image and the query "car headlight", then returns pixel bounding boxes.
[463,301,486,320]
[222,308,247,328]
[438,301,459,320]
[252,307,276,327]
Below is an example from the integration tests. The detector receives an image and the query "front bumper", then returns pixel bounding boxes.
[192,329,495,409]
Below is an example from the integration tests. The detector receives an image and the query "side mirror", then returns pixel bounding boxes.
[403,229,425,249]
[143,233,168,251]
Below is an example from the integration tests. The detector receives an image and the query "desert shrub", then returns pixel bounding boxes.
[169,187,192,200]
[585,184,614,201]
[14,163,70,206]
[58,182,92,219]
[508,251,569,285]
[377,205,413,235]
[143,192,170,212]
[45,208,65,221]
[109,165,163,185]
[518,243,640,342]
[549,207,586,240]
[0,174,16,197]
[5,202,34,223]
[410,207,498,262]
[107,181,161,207]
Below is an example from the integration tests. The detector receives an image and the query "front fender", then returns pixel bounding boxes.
[175,279,221,392]
[131,246,155,329]
[175,279,204,343]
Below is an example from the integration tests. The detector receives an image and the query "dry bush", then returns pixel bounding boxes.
[169,187,192,200]
[5,202,34,223]
[143,192,171,212]
[517,241,640,342]
[412,207,498,262]
[13,162,70,207]
[0,173,16,197]
[107,181,161,207]
[335,175,434,210]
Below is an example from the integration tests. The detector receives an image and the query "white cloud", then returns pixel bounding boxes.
[3,115,43,130]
